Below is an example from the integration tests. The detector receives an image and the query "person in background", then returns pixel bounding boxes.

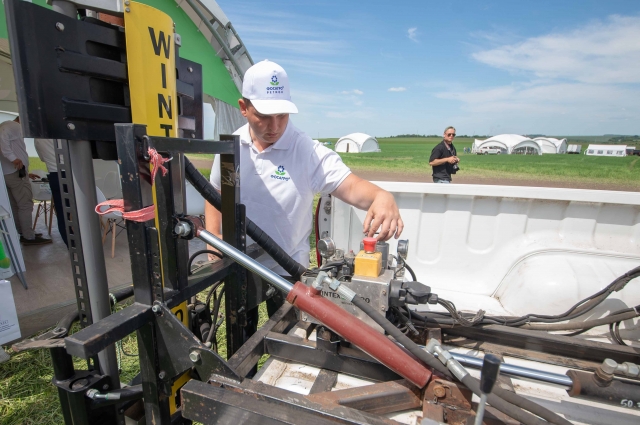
[429,126,460,183]
[0,117,51,245]
[34,138,67,246]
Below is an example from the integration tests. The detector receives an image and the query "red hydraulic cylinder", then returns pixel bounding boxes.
[286,282,432,388]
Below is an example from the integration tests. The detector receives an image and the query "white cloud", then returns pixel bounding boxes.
[436,15,640,134]
[339,89,363,95]
[388,87,406,92]
[408,27,418,43]
[472,15,640,84]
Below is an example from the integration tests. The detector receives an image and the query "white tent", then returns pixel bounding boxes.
[533,137,567,154]
[335,133,380,153]
[472,134,542,155]
[585,145,627,157]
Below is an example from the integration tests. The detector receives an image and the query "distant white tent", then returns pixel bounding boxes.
[472,134,542,155]
[533,137,567,154]
[584,145,627,157]
[335,133,380,153]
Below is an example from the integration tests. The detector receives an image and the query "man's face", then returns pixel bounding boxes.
[239,99,289,146]
[443,128,456,144]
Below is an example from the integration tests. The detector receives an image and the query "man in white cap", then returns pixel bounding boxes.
[205,60,403,277]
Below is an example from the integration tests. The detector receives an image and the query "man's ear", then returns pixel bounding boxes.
[238,98,248,117]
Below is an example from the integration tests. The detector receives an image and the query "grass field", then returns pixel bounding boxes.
[319,137,640,187]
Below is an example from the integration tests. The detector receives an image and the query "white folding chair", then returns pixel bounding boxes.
[96,187,125,258]
[185,181,205,217]
[102,170,122,199]
[30,169,54,234]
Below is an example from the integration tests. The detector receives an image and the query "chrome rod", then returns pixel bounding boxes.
[194,227,295,294]
[429,349,573,388]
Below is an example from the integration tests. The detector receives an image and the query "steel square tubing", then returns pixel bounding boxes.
[147,136,235,155]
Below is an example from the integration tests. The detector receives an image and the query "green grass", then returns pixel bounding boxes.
[319,137,640,187]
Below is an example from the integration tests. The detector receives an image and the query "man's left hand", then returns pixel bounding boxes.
[363,191,404,241]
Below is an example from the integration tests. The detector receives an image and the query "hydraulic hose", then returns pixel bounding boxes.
[349,295,573,425]
[521,308,640,331]
[184,157,307,280]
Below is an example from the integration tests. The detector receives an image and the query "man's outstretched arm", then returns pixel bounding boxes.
[331,174,404,241]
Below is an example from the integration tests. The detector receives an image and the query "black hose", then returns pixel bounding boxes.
[403,259,417,281]
[185,157,307,280]
[412,265,640,328]
[522,308,639,331]
[187,249,223,275]
[89,384,143,408]
[350,295,572,425]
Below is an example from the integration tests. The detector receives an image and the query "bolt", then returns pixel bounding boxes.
[174,222,191,237]
[265,286,276,297]
[102,384,109,390]
[158,371,166,380]
[189,351,201,364]
[174,34,182,46]
[124,0,130,4]
[380,306,385,311]
[55,22,64,32]
[382,290,387,295]
[67,123,75,130]
[237,306,245,313]
[188,67,193,73]
[125,7,130,12]
[152,305,162,315]
[433,385,446,398]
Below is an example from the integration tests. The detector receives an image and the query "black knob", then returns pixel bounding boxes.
[480,354,501,394]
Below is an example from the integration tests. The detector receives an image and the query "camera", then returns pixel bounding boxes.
[451,163,460,174]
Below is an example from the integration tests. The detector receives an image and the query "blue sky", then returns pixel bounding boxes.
[216,0,640,138]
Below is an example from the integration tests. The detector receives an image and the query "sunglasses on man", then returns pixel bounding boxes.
[446,133,456,137]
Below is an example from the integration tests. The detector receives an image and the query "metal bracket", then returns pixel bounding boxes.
[154,303,241,383]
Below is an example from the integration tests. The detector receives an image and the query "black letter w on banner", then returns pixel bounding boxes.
[148,27,171,58]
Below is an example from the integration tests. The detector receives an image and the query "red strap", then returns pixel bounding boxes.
[95,148,170,222]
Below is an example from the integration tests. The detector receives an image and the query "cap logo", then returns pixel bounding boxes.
[270,75,279,86]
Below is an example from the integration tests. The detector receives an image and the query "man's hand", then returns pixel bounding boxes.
[12,158,23,169]
[363,190,404,241]
[332,174,404,241]
[28,173,40,180]
[448,156,459,164]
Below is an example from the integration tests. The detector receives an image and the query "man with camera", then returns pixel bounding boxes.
[429,126,460,183]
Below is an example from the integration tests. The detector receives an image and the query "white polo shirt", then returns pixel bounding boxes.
[0,120,28,175]
[210,121,351,274]
[34,139,58,173]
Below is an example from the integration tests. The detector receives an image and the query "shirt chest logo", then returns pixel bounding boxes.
[271,165,291,181]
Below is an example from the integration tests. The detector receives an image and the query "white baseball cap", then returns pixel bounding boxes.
[242,60,298,115]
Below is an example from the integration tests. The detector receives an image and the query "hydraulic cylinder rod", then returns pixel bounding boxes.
[180,219,432,388]
[435,351,574,388]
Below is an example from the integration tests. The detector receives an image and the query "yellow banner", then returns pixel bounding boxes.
[124,1,178,137]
